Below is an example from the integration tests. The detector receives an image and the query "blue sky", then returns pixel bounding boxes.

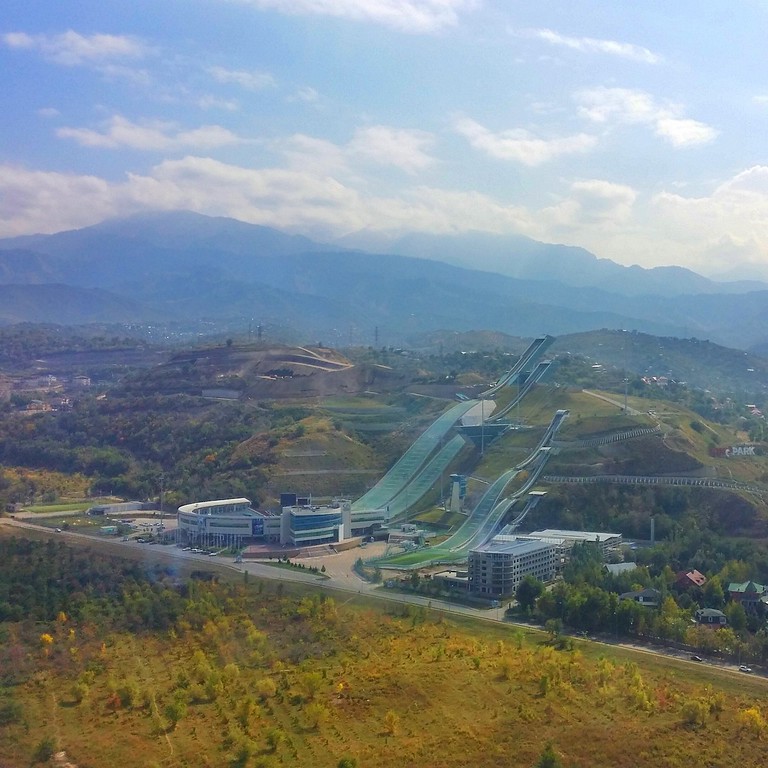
[3,0,768,278]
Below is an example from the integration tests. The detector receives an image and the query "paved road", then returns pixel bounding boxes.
[2,517,765,685]
[581,389,642,416]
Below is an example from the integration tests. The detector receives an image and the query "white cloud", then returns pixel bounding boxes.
[654,117,718,148]
[224,0,480,33]
[37,107,61,119]
[7,153,768,279]
[208,65,276,90]
[2,30,147,66]
[0,157,530,239]
[576,87,658,124]
[455,117,596,165]
[647,166,768,272]
[96,63,152,86]
[277,134,349,176]
[197,95,240,111]
[542,179,637,232]
[519,27,661,64]
[349,126,435,174]
[288,86,320,103]
[0,164,126,236]
[576,87,717,147]
[56,115,244,151]
[276,125,435,176]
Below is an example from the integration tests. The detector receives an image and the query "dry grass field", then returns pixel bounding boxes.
[3,574,768,768]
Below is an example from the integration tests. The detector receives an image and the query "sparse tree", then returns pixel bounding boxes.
[32,737,55,764]
[534,742,563,768]
[304,702,330,730]
[265,727,286,752]
[299,671,324,701]
[164,698,187,730]
[383,709,399,736]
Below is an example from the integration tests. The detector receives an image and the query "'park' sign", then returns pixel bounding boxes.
[709,444,761,458]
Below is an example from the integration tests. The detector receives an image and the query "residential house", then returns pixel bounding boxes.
[619,588,661,607]
[694,608,727,627]
[605,562,638,577]
[675,569,707,590]
[727,581,768,615]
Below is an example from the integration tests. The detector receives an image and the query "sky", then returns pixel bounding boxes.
[3,0,768,279]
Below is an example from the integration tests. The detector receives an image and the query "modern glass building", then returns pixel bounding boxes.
[177,498,279,547]
[281,505,343,546]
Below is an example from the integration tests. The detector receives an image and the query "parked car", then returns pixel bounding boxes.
[739,665,753,673]
[690,655,703,662]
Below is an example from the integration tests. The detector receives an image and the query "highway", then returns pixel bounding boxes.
[3,516,762,688]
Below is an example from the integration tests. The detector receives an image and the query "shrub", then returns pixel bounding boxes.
[265,727,286,752]
[383,709,399,736]
[0,696,22,725]
[255,677,277,700]
[32,737,55,764]
[534,742,563,768]
[70,682,90,705]
[164,698,187,730]
[304,702,330,730]
[681,698,709,728]
[738,706,766,738]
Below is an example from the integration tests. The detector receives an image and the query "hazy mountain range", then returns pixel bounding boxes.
[1,211,767,351]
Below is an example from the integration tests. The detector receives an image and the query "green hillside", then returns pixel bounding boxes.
[3,535,768,768]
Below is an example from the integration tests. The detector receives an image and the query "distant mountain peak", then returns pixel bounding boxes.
[1,212,768,350]
[337,228,767,298]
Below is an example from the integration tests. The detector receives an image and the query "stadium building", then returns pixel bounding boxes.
[178,496,354,548]
[177,498,280,548]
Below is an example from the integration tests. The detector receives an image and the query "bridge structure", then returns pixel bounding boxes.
[551,425,660,449]
[541,474,764,495]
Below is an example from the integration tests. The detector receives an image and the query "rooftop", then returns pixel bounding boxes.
[288,506,342,517]
[472,538,554,556]
[178,498,265,517]
[528,529,621,543]
[605,562,638,575]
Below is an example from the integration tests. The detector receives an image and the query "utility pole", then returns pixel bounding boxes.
[623,331,629,413]
[159,473,165,528]
[480,399,485,457]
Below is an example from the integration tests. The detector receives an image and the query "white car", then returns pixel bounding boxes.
[739,665,753,673]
